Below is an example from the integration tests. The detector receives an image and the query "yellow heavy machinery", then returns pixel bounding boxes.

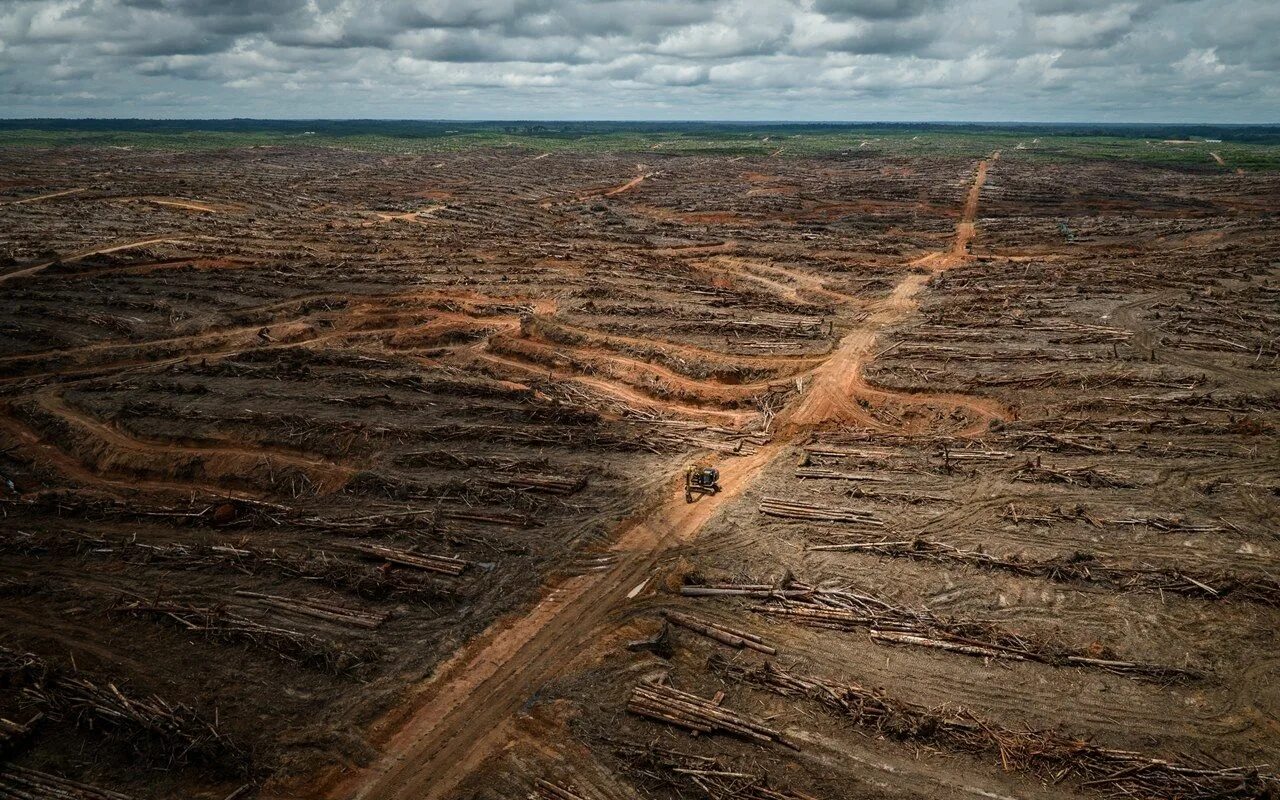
[684,465,721,503]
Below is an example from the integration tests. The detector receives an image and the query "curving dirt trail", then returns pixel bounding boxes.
[310,153,1006,800]
[602,171,651,197]
[0,237,185,285]
[1,187,86,206]
[6,391,356,497]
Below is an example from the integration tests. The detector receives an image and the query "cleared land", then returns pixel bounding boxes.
[0,135,1277,800]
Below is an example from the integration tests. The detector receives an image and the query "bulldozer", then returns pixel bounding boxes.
[684,465,721,503]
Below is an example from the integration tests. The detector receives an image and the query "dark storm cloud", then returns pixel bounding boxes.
[0,0,1275,120]
[814,0,949,20]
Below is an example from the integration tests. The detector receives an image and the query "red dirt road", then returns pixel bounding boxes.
[301,154,1002,800]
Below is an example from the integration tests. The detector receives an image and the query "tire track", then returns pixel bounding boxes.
[314,153,1006,800]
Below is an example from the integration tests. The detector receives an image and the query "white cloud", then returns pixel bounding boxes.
[0,0,1274,120]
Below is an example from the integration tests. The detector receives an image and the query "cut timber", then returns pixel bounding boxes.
[661,609,777,655]
[0,765,134,799]
[759,496,883,526]
[716,657,1277,800]
[794,468,893,482]
[627,681,798,750]
[233,590,390,630]
[342,542,470,576]
[530,778,589,800]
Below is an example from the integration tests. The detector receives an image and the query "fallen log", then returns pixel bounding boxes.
[759,496,883,526]
[715,657,1276,800]
[233,590,390,630]
[0,765,133,800]
[807,536,1280,606]
[794,468,893,482]
[627,681,798,750]
[0,646,246,772]
[341,542,470,576]
[661,610,777,655]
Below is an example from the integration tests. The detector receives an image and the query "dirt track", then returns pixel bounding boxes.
[327,154,1003,800]
[3,143,1275,800]
[0,236,184,284]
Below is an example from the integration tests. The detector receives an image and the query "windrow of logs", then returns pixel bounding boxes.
[807,536,1280,606]
[1000,504,1226,533]
[660,610,777,655]
[626,680,798,750]
[794,468,893,482]
[606,738,820,800]
[232,590,390,630]
[681,582,1199,682]
[0,646,245,773]
[340,542,471,576]
[758,496,883,527]
[1013,460,1139,489]
[486,473,587,495]
[714,657,1279,800]
[0,529,459,605]
[0,765,133,800]
[111,598,379,675]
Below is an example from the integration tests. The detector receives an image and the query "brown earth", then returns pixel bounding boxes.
[0,143,1276,800]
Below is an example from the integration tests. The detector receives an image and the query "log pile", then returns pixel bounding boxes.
[0,529,457,604]
[232,590,389,630]
[714,657,1278,800]
[112,599,378,674]
[702,581,1199,682]
[0,647,245,772]
[440,507,533,528]
[807,537,1280,606]
[607,738,819,800]
[341,542,470,576]
[626,680,798,750]
[793,468,892,482]
[0,765,133,800]
[1000,504,1226,533]
[758,496,883,526]
[1013,460,1138,489]
[660,610,777,655]
[488,474,586,495]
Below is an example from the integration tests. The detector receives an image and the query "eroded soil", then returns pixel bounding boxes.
[0,145,1276,800]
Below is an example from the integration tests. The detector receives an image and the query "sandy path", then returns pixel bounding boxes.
[786,153,1008,434]
[146,198,223,214]
[603,172,650,197]
[24,391,354,495]
[0,408,262,501]
[474,350,756,426]
[533,317,825,369]
[320,444,779,800]
[1,188,86,206]
[705,257,859,304]
[311,153,1005,800]
[0,237,183,285]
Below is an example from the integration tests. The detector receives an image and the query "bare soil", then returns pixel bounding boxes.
[0,144,1276,800]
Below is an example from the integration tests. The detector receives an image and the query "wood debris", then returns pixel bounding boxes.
[0,765,133,800]
[807,537,1280,605]
[715,657,1278,800]
[626,680,798,750]
[758,496,883,526]
[660,610,777,655]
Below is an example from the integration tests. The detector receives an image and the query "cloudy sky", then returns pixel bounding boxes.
[1,0,1276,121]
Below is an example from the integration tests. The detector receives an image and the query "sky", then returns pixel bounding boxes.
[0,0,1277,122]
